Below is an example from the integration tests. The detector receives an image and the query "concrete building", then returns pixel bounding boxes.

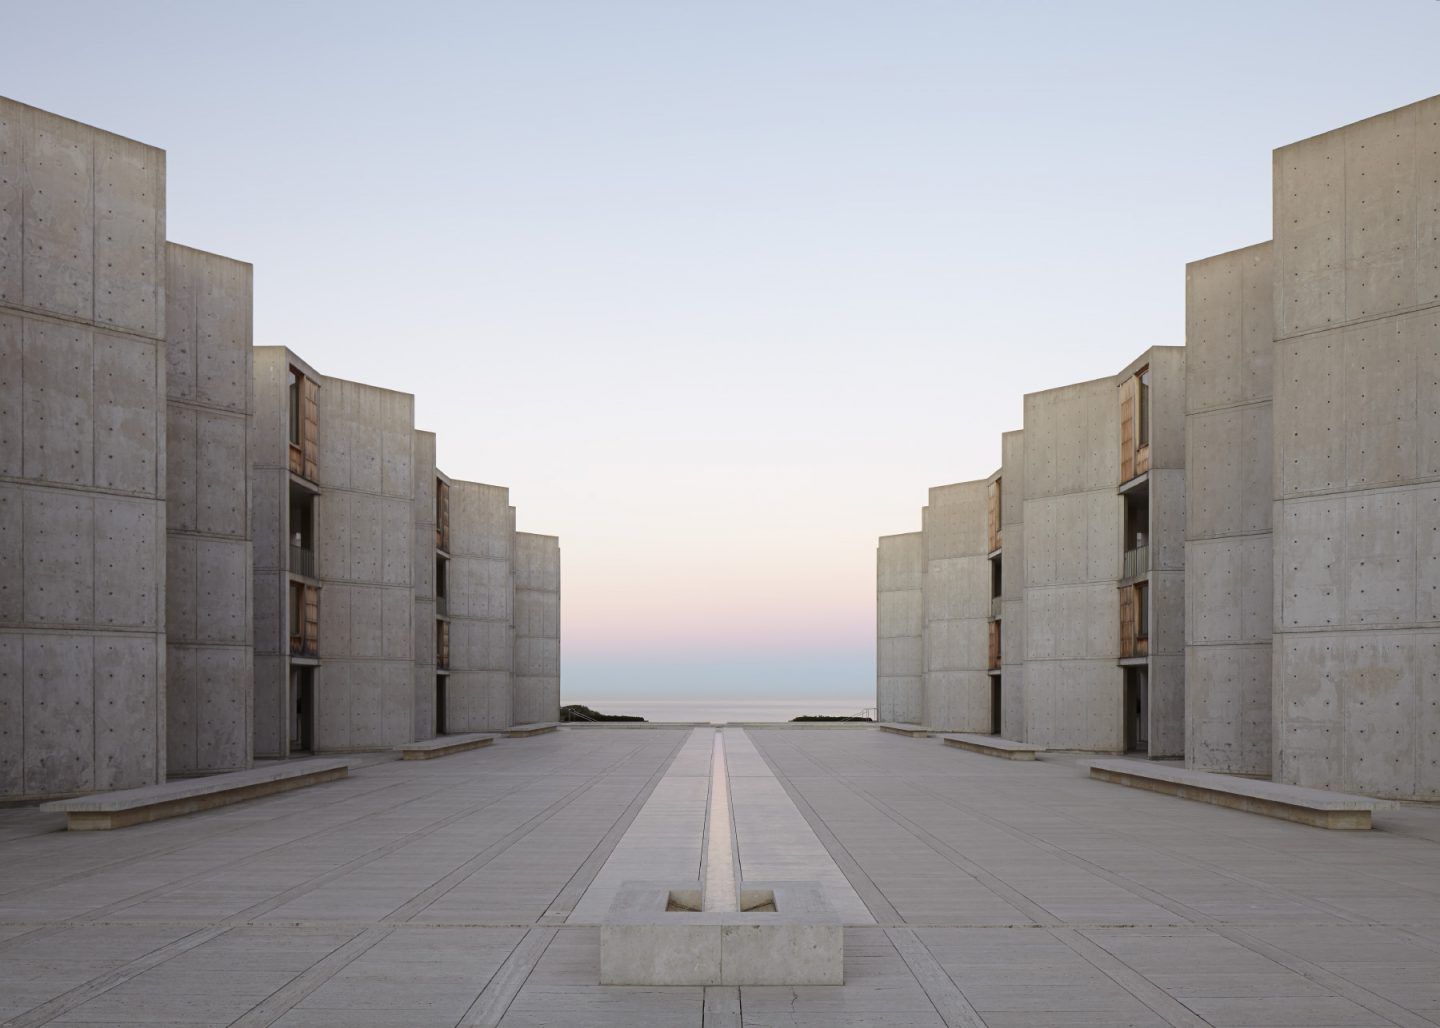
[164,244,254,776]
[880,93,1440,800]
[0,95,562,803]
[1268,98,1440,800]
[251,349,561,756]
[921,481,992,733]
[876,533,924,724]
[1184,243,1274,776]
[1,98,169,800]
[879,349,1186,756]
[513,531,562,726]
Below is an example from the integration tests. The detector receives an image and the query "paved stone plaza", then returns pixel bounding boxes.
[2,727,1439,1027]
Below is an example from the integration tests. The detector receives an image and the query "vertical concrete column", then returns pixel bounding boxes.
[1184,243,1274,775]
[1271,99,1440,799]
[413,433,437,739]
[1022,378,1122,750]
[512,531,560,725]
[446,480,514,731]
[999,431,1026,740]
[0,99,168,800]
[876,532,923,724]
[921,481,991,732]
[164,245,253,775]
[316,378,416,748]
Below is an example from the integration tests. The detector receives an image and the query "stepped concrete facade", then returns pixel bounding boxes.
[880,92,1440,800]
[0,95,562,803]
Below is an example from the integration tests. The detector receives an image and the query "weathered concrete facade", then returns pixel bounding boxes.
[876,533,924,724]
[1270,98,1440,800]
[1185,243,1274,775]
[164,245,253,775]
[315,377,416,751]
[921,482,991,732]
[1022,377,1123,750]
[0,95,561,802]
[513,531,561,726]
[1,99,169,800]
[884,350,1185,756]
[445,481,515,732]
[878,93,1440,799]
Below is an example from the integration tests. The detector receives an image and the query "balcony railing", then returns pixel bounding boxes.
[290,544,315,578]
[435,593,448,617]
[1123,545,1149,580]
[991,595,1003,620]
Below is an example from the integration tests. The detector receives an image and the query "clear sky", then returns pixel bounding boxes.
[7,1,1440,711]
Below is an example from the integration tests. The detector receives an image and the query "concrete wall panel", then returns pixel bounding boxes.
[24,489,93,624]
[22,319,93,486]
[0,313,19,477]
[94,635,158,789]
[23,634,94,796]
[0,484,19,622]
[95,495,159,629]
[93,332,159,493]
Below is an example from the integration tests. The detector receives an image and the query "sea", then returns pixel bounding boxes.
[572,697,875,723]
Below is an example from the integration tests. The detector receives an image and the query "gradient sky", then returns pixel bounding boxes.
[7,1,1440,708]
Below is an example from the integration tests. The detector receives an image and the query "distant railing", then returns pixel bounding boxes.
[290,544,315,578]
[1123,544,1149,580]
[991,595,1003,620]
[435,593,447,617]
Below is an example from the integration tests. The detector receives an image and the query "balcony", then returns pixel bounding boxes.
[289,544,315,579]
[1123,544,1149,580]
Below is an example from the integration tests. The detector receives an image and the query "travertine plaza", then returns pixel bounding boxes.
[6,94,1440,1028]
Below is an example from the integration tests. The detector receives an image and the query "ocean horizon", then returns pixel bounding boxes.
[568,697,875,723]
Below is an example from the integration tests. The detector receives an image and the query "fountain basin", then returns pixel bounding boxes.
[599,879,843,985]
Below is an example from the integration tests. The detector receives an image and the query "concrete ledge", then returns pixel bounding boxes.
[505,722,560,738]
[601,880,843,986]
[943,734,1045,760]
[877,722,930,738]
[39,759,350,830]
[395,733,497,760]
[1085,759,1397,830]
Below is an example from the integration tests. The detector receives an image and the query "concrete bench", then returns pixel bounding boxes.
[1085,759,1398,830]
[395,733,497,760]
[39,759,350,831]
[505,722,560,738]
[877,722,930,738]
[943,734,1045,760]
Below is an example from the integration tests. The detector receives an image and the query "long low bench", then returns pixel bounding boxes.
[505,722,560,738]
[877,723,931,738]
[943,734,1045,760]
[1085,759,1398,830]
[39,759,350,831]
[395,733,497,760]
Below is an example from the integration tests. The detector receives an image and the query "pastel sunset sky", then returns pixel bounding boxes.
[8,0,1440,714]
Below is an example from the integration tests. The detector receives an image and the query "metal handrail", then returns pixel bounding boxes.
[289,544,315,578]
